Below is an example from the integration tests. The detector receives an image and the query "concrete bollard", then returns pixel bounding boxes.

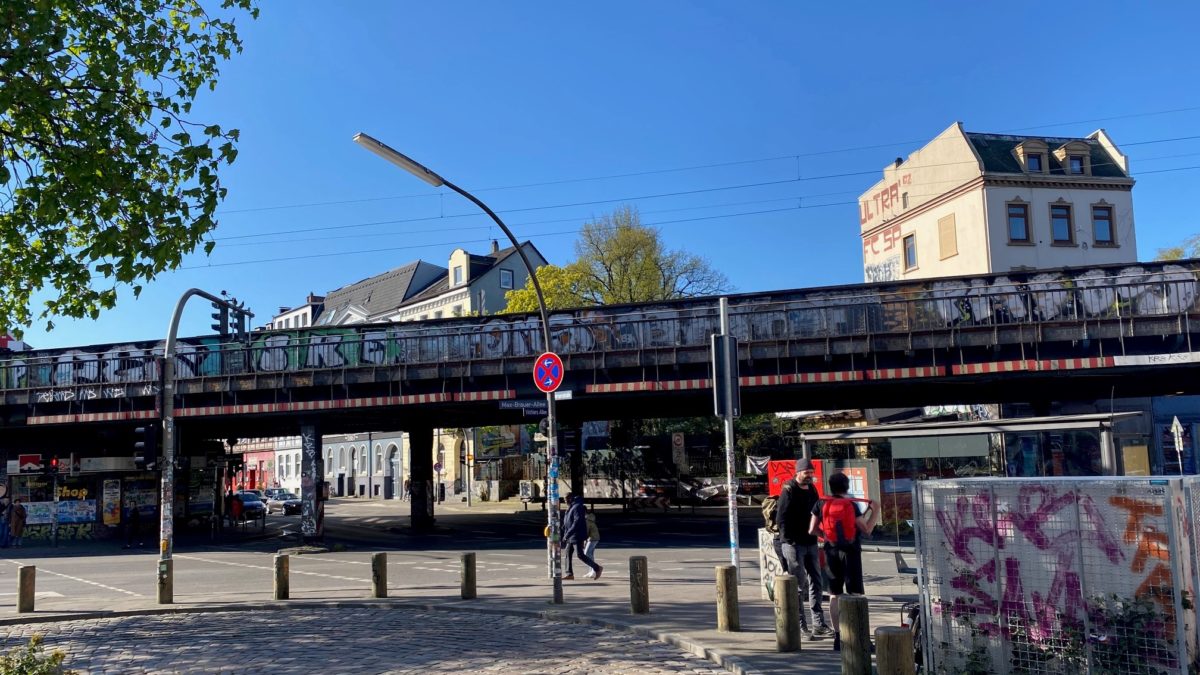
[715,565,740,632]
[371,552,387,598]
[629,555,649,614]
[461,552,476,600]
[773,574,800,652]
[839,595,871,675]
[274,554,289,600]
[156,558,172,605]
[16,566,34,613]
[875,626,916,675]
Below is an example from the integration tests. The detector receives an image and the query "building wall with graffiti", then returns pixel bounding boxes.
[915,477,1198,674]
[2,260,1199,397]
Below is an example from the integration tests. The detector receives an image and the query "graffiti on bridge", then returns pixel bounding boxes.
[2,261,1199,396]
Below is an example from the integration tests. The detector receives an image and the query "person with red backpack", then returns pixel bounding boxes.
[809,471,880,652]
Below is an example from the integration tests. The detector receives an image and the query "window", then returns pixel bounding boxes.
[375,446,383,474]
[1027,154,1043,172]
[499,268,514,289]
[903,234,917,269]
[453,266,463,285]
[452,305,463,317]
[434,310,443,319]
[284,318,291,328]
[901,192,909,209]
[1069,156,1084,174]
[1050,204,1074,244]
[1092,205,1115,245]
[294,453,300,476]
[301,314,308,327]
[938,214,958,260]
[1007,203,1030,242]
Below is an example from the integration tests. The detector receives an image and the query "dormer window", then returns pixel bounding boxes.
[1027,154,1043,172]
[1069,156,1084,174]
[453,266,463,286]
[1054,141,1091,175]
[1014,139,1049,174]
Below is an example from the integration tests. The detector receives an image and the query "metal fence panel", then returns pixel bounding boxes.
[915,477,1196,674]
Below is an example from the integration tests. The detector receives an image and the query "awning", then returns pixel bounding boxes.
[799,412,1141,441]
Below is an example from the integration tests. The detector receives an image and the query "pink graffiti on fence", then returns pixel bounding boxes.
[936,486,1124,642]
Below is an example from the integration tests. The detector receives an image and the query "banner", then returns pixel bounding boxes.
[745,455,770,475]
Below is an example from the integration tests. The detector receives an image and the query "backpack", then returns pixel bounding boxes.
[820,497,859,547]
[762,496,780,534]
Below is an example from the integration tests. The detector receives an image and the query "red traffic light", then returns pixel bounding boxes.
[49,456,59,472]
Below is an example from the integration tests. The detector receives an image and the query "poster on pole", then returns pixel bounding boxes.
[102,479,121,526]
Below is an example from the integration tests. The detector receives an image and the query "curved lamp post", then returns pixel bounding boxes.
[352,133,564,604]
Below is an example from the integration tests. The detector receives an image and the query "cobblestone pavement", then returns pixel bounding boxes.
[0,606,731,674]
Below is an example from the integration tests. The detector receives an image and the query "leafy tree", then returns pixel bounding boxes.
[502,263,588,313]
[573,206,730,304]
[1155,234,1200,261]
[0,0,258,334]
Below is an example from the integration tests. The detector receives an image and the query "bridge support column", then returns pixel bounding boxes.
[409,426,436,532]
[299,419,325,545]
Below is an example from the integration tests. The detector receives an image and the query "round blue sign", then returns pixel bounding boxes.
[534,352,565,393]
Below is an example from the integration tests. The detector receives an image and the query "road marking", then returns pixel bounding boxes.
[175,554,364,583]
[4,560,142,597]
[0,591,64,598]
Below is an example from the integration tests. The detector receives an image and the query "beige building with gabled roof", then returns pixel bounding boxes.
[859,122,1137,282]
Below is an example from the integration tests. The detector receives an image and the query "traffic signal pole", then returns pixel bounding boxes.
[159,288,253,604]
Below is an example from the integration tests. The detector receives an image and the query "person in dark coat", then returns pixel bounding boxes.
[777,458,832,639]
[561,495,602,580]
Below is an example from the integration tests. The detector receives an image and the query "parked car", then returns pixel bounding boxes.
[266,492,302,515]
[263,488,289,501]
[234,491,267,521]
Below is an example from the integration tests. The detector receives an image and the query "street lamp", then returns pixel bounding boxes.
[353,132,564,604]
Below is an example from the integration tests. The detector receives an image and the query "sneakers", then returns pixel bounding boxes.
[584,570,595,578]
[813,624,834,637]
[562,574,574,580]
[593,566,603,580]
[801,627,815,641]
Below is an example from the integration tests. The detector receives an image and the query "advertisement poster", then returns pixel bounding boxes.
[102,479,121,526]
[56,500,97,524]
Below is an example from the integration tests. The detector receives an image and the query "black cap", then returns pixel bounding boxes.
[795,458,814,472]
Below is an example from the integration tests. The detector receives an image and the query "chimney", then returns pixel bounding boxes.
[894,157,903,168]
[491,239,500,254]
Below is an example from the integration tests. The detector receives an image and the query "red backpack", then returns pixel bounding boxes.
[820,497,859,547]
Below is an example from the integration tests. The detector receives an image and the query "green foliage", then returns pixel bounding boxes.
[1087,594,1174,674]
[502,264,589,313]
[0,0,258,334]
[572,206,730,304]
[0,634,75,675]
[1154,234,1200,261]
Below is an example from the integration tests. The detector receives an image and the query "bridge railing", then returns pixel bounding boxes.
[2,264,1197,393]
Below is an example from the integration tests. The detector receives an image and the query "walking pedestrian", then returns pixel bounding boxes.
[0,496,10,548]
[776,458,832,639]
[583,505,601,578]
[561,495,602,580]
[124,501,143,548]
[809,471,880,652]
[9,498,26,548]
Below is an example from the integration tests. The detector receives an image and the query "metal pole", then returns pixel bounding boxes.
[442,180,563,605]
[719,297,741,581]
[51,472,59,548]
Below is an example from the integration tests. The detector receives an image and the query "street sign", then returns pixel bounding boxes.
[434,462,443,473]
[534,352,565,393]
[553,389,573,401]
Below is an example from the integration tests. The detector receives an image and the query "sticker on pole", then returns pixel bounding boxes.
[534,352,565,393]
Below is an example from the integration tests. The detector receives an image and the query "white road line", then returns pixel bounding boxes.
[175,554,363,583]
[5,560,142,597]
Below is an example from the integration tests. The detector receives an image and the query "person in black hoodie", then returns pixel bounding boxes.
[775,458,832,639]
[561,495,602,581]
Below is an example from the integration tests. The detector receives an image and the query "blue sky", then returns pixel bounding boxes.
[22,1,1200,348]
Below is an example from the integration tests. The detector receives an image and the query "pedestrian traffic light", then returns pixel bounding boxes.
[134,423,160,470]
[210,301,229,337]
[45,455,59,475]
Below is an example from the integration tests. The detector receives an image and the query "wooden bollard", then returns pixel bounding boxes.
[274,554,289,600]
[839,595,871,675]
[773,574,800,652]
[16,566,34,613]
[629,555,649,614]
[371,552,387,598]
[715,565,740,632]
[461,552,476,600]
[875,626,916,675]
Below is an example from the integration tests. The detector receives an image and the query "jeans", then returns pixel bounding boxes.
[0,522,9,548]
[781,542,827,629]
[584,538,598,561]
[564,539,600,576]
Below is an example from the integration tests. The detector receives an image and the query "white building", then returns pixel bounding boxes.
[859,122,1136,282]
[268,293,324,331]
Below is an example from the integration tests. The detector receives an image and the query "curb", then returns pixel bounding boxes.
[0,599,762,675]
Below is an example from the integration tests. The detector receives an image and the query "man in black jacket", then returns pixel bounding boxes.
[775,458,832,638]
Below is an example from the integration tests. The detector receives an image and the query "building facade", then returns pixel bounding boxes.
[860,122,1137,282]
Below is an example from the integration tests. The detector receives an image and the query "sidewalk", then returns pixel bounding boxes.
[0,549,913,674]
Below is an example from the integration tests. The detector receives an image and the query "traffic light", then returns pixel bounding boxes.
[210,301,229,337]
[45,455,59,475]
[231,303,248,342]
[134,423,160,470]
